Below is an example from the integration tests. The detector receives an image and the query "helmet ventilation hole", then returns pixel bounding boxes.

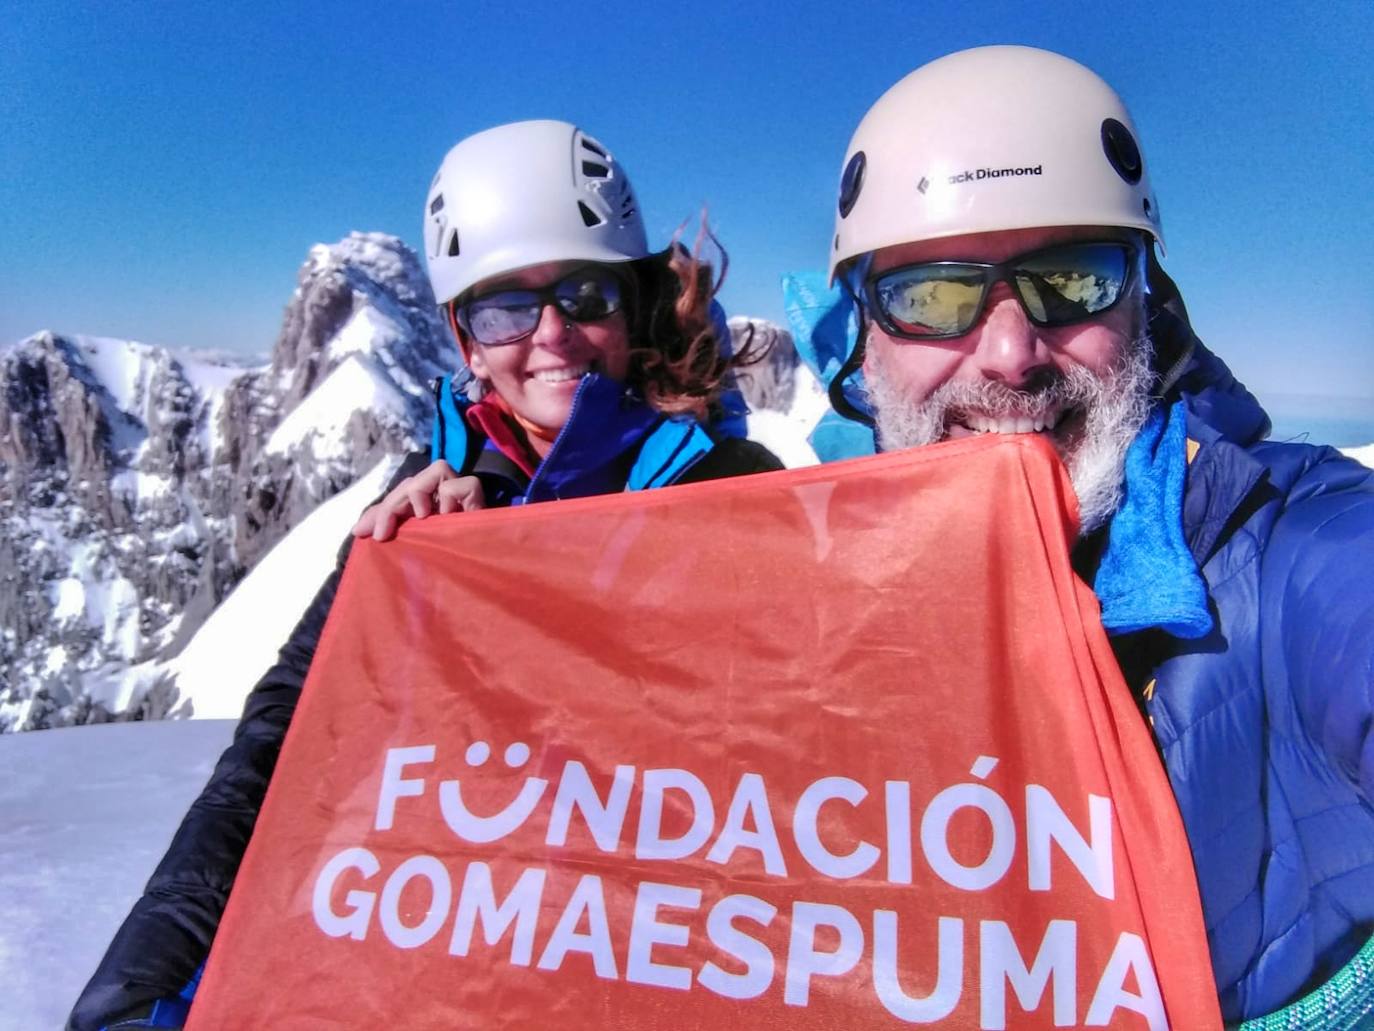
[447,229,460,256]
[580,138,607,158]
[581,160,609,178]
[577,201,605,228]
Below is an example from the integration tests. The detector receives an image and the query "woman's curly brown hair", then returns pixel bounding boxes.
[628,220,766,421]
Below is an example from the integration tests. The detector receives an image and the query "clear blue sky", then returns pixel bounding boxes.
[3,0,1372,401]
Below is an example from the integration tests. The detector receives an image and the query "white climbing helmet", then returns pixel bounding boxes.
[829,45,1163,284]
[423,119,650,306]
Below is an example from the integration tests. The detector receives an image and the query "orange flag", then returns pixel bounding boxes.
[189,436,1220,1029]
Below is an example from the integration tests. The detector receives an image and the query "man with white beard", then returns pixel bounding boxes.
[823,46,1374,1026]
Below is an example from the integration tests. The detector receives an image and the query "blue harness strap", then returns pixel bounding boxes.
[627,417,715,490]
[429,376,482,472]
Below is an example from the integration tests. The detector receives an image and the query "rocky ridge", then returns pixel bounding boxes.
[729,315,799,414]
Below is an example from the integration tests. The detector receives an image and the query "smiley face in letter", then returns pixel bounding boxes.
[439,741,549,843]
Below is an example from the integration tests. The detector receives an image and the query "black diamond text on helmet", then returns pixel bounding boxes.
[945,165,1043,186]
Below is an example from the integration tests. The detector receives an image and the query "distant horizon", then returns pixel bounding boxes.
[1262,391,1374,407]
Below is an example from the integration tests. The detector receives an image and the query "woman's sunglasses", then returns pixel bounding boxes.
[453,267,626,346]
[858,240,1140,341]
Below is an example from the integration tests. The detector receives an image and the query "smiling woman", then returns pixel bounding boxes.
[68,120,782,1031]
[348,119,780,538]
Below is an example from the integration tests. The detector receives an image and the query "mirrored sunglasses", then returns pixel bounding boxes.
[455,267,626,346]
[864,241,1138,341]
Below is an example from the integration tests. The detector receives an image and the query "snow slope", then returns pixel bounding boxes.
[1342,443,1373,468]
[0,719,236,1030]
[264,353,413,461]
[745,364,827,469]
[165,454,400,719]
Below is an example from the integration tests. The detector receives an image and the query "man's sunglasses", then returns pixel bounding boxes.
[452,267,626,346]
[857,240,1140,341]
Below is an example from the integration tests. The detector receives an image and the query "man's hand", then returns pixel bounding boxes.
[351,460,486,541]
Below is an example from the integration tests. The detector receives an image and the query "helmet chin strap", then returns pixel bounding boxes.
[830,256,877,427]
[828,329,875,427]
[1145,245,1196,399]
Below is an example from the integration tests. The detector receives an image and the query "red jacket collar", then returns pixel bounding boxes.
[464,395,541,477]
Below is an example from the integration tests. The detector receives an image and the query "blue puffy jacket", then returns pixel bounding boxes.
[782,263,1374,1022]
[1116,334,1374,1022]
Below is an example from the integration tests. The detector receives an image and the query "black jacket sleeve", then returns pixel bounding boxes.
[68,451,432,1031]
[677,437,785,484]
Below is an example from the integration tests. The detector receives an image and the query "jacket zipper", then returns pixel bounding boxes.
[522,376,595,503]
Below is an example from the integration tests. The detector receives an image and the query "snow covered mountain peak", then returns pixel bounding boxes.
[306,231,434,307]
[0,234,461,732]
[270,231,454,399]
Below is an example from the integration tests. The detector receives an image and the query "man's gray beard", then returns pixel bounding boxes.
[864,335,1155,535]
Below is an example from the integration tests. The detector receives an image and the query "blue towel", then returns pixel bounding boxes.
[780,270,857,386]
[1095,399,1213,638]
[780,271,876,461]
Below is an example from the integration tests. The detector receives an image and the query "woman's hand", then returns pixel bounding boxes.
[352,460,486,541]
